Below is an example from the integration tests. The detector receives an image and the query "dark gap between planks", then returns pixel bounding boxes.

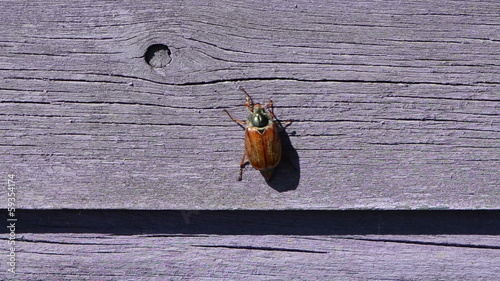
[3,210,499,235]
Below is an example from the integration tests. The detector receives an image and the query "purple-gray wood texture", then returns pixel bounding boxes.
[3,210,500,280]
[10,233,499,280]
[1,0,499,210]
[1,0,499,279]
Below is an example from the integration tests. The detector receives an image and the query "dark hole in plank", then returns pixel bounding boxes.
[144,43,171,68]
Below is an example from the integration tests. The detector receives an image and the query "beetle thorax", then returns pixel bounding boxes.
[248,105,270,128]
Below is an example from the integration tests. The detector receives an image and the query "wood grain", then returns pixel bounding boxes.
[2,210,500,280]
[3,233,498,280]
[1,0,499,209]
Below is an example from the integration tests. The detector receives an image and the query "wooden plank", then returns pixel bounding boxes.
[1,0,499,209]
[3,210,500,280]
[4,233,499,280]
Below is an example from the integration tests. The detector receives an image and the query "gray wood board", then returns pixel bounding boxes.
[3,210,500,280]
[3,234,499,280]
[1,0,499,209]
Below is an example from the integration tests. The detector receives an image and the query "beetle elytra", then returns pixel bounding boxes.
[224,87,291,182]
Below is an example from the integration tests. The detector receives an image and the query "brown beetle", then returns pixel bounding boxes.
[224,87,290,182]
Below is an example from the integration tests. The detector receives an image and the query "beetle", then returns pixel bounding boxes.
[224,87,291,182]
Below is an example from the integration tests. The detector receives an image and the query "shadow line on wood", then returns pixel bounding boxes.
[7,210,499,235]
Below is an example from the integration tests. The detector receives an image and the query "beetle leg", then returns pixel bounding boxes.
[266,99,274,113]
[224,109,247,127]
[239,87,254,112]
[245,96,253,112]
[266,100,291,127]
[238,151,248,181]
[281,120,293,128]
[266,100,277,120]
[274,118,293,131]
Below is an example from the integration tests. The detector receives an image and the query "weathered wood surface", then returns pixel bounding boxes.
[2,210,500,280]
[1,0,499,210]
[5,233,499,280]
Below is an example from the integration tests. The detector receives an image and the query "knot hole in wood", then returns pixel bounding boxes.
[144,44,171,68]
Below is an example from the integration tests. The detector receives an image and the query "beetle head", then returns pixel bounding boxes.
[248,104,271,128]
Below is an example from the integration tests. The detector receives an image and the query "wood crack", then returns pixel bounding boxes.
[343,237,500,250]
[192,244,328,254]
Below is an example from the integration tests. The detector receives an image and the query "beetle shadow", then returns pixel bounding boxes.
[267,129,300,192]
